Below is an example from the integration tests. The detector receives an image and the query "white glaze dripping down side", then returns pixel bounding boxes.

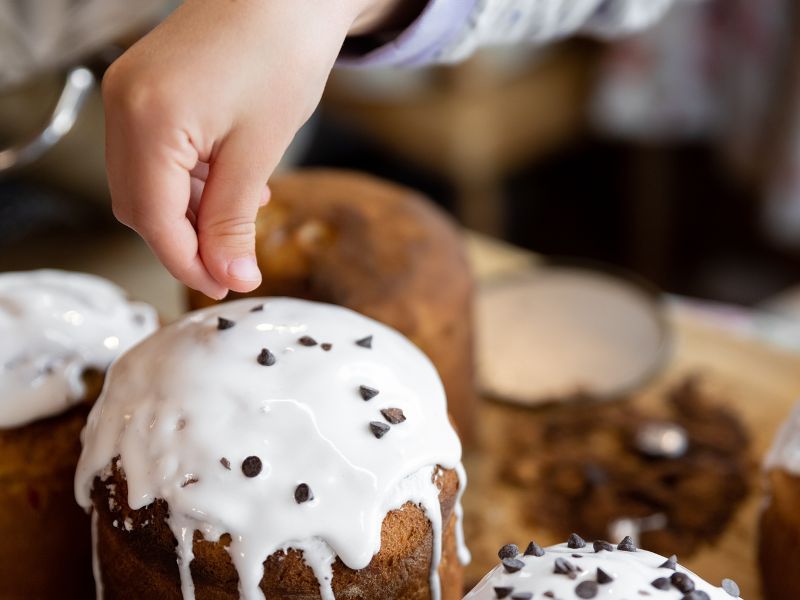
[75,298,465,600]
[463,542,741,599]
[765,400,800,475]
[91,509,103,600]
[0,270,158,428]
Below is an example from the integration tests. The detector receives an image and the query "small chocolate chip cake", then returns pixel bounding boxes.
[0,270,157,598]
[465,536,742,599]
[186,169,476,444]
[76,298,468,599]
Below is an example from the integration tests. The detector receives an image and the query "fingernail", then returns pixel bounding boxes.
[227,257,261,282]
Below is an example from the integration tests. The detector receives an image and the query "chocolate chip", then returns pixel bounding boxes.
[511,593,533,600]
[544,593,555,598]
[683,593,710,600]
[721,579,740,597]
[498,544,519,560]
[617,536,637,552]
[220,457,231,470]
[381,408,406,424]
[671,572,695,593]
[593,540,614,553]
[553,557,577,578]
[659,555,678,570]
[493,587,514,599]
[298,336,317,347]
[321,343,332,351]
[250,304,264,312]
[241,456,262,477]
[502,558,525,574]
[652,578,670,590]
[217,317,235,330]
[597,568,613,584]
[572,554,583,559]
[575,581,598,598]
[568,533,586,549]
[355,335,373,349]
[523,541,545,557]
[369,421,390,438]
[257,348,276,366]
[359,385,379,401]
[294,483,313,503]
[181,477,199,488]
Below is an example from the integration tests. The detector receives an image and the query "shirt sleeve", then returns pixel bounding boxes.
[338,0,680,69]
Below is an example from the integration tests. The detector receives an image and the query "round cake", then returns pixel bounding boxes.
[759,401,800,600]
[76,297,468,600]
[186,170,476,444]
[0,270,157,598]
[464,536,742,599]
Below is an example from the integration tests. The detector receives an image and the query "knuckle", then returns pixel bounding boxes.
[102,60,170,123]
[200,216,256,248]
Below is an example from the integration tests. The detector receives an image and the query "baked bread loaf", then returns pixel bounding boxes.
[186,170,476,444]
[0,270,157,599]
[465,536,743,599]
[76,297,468,599]
[759,402,800,600]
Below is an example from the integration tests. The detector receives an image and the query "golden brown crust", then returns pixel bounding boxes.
[0,370,103,599]
[187,170,476,444]
[93,463,462,599]
[759,469,800,600]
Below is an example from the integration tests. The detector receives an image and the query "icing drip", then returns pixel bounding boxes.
[0,270,158,428]
[765,400,800,474]
[463,542,741,599]
[91,509,103,600]
[75,298,466,600]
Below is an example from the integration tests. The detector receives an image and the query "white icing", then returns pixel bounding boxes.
[91,509,103,600]
[76,298,465,600]
[464,542,742,599]
[0,270,158,428]
[765,400,800,474]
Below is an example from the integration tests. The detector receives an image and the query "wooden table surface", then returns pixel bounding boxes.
[463,235,800,598]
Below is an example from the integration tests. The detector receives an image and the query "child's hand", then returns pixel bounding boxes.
[104,0,406,299]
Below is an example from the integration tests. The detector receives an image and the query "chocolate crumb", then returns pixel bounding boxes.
[575,581,598,598]
[524,541,545,557]
[617,536,637,552]
[659,555,678,570]
[250,304,264,312]
[355,335,373,349]
[597,568,614,584]
[638,592,651,597]
[568,533,587,549]
[359,385,380,401]
[257,348,276,366]
[381,408,406,425]
[544,593,555,598]
[321,343,332,351]
[241,456,263,477]
[498,544,519,560]
[220,458,231,470]
[493,587,513,599]
[553,557,577,578]
[670,572,695,593]
[181,477,199,488]
[502,558,525,574]
[369,421,390,439]
[651,578,670,590]
[511,593,533,600]
[217,317,235,330]
[294,483,313,504]
[572,554,583,559]
[721,579,740,597]
[298,336,317,347]
[593,540,614,553]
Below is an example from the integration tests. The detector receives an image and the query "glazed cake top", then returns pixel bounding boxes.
[464,537,742,600]
[765,401,800,475]
[75,297,465,600]
[0,270,157,428]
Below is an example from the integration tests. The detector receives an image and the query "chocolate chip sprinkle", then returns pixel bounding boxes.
[572,554,583,559]
[369,421,390,439]
[257,348,276,366]
[511,593,533,600]
[651,578,670,590]
[617,536,637,552]
[220,457,231,470]
[298,336,317,347]
[593,540,614,553]
[321,343,332,351]
[575,581,598,599]
[241,456,263,477]
[359,385,379,401]
[721,579,740,597]
[498,544,519,560]
[553,557,577,578]
[544,593,555,598]
[181,476,199,488]
[568,533,586,549]
[250,304,264,312]
[659,555,678,570]
[683,593,711,600]
[502,558,525,574]
[670,572,695,593]
[493,587,513,599]
[217,317,235,330]
[294,483,313,504]
[381,407,406,425]
[523,541,545,557]
[355,335,373,349]
[597,568,613,584]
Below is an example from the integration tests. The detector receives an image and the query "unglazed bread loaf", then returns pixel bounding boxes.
[464,536,742,600]
[759,402,800,600]
[76,298,468,600]
[0,270,157,599]
[186,170,476,444]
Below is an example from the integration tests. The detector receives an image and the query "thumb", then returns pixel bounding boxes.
[196,132,272,293]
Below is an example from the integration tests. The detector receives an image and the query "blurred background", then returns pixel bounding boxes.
[2,0,800,323]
